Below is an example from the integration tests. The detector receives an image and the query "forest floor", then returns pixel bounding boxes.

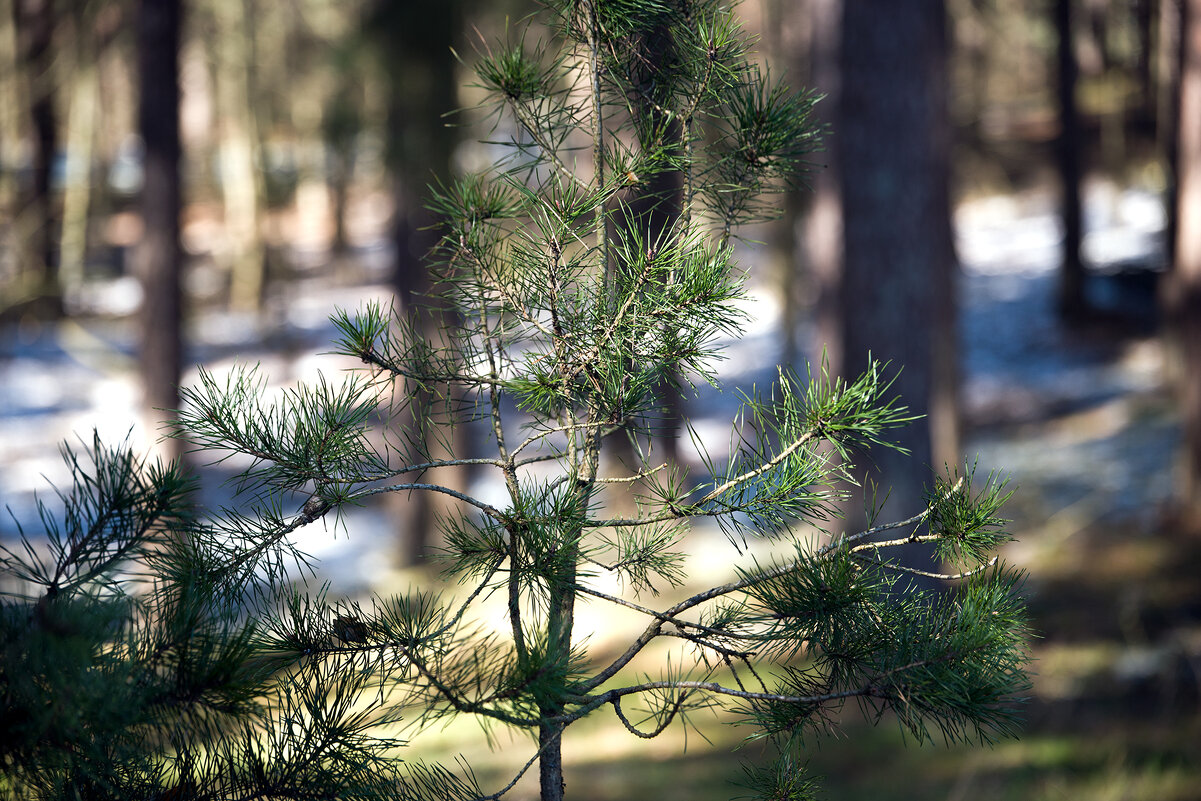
[1,178,1199,799]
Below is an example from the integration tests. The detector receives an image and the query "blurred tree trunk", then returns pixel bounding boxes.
[11,0,61,316]
[323,57,360,262]
[1056,0,1088,321]
[807,0,959,537]
[373,0,465,565]
[58,9,100,304]
[611,12,684,478]
[1166,0,1201,528]
[212,0,266,312]
[1136,0,1157,127]
[760,0,812,373]
[133,0,183,460]
[0,4,19,211]
[1160,0,1184,273]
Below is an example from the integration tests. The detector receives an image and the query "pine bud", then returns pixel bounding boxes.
[301,495,330,523]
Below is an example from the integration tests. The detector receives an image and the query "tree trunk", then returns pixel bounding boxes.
[12,0,61,316]
[804,0,957,538]
[59,52,97,302]
[1136,0,1157,128]
[1167,0,1201,528]
[374,0,466,565]
[212,0,266,312]
[537,719,566,801]
[133,0,183,459]
[1160,0,1184,275]
[607,14,685,485]
[761,0,813,372]
[0,4,19,212]
[1056,0,1088,321]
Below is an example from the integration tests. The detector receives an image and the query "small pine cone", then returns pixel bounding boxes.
[333,614,370,645]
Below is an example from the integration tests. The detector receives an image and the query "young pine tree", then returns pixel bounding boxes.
[1,2,1030,800]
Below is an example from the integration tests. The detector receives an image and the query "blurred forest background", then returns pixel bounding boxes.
[2,0,1201,798]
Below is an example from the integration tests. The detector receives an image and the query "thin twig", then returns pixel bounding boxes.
[574,582,754,643]
[850,552,999,581]
[585,431,818,528]
[580,480,968,692]
[611,692,688,739]
[352,483,504,521]
[561,680,882,723]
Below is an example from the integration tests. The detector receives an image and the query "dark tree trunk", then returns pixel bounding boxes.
[12,0,61,314]
[1161,0,1184,272]
[832,0,958,534]
[1166,0,1201,528]
[1136,0,1157,127]
[374,0,466,565]
[613,15,685,473]
[1056,0,1088,321]
[133,0,184,458]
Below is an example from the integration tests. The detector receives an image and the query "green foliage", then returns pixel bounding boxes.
[1,2,1030,800]
[0,439,446,800]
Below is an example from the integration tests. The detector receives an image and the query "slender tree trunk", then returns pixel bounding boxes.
[1160,0,1184,274]
[537,719,566,801]
[59,52,97,301]
[806,0,844,375]
[12,0,61,315]
[1056,0,1088,321]
[0,2,19,213]
[608,15,685,483]
[1136,0,1157,127]
[329,150,351,257]
[761,0,812,372]
[212,0,265,312]
[133,0,183,458]
[1167,0,1201,528]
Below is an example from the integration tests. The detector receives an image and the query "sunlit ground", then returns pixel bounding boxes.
[376,505,1201,801]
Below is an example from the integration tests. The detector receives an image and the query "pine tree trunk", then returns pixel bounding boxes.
[133,0,183,460]
[59,54,97,301]
[12,0,61,315]
[1160,0,1184,277]
[761,0,812,372]
[213,0,266,312]
[537,720,566,801]
[1056,0,1088,321]
[806,0,957,534]
[376,0,466,564]
[1168,0,1201,528]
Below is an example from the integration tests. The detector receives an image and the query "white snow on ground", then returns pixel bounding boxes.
[0,179,1179,590]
